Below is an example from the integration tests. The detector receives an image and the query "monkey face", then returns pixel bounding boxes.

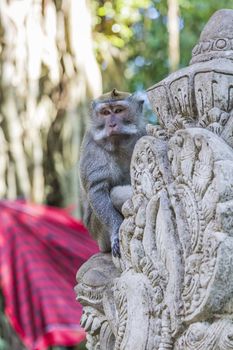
[91,100,139,142]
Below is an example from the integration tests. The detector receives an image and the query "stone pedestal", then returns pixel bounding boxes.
[76,9,233,350]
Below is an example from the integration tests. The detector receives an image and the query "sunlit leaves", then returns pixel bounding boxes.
[91,0,231,92]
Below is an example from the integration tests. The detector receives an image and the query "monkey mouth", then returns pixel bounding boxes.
[107,133,132,140]
[107,129,135,137]
[107,129,121,136]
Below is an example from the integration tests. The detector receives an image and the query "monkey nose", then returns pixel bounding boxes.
[109,123,117,128]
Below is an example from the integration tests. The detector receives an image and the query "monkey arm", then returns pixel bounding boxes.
[80,140,123,232]
[110,185,133,213]
[87,179,124,258]
[79,137,127,257]
[88,181,124,233]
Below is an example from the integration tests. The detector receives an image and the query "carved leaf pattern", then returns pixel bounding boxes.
[117,124,233,349]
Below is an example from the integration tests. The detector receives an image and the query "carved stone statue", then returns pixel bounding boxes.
[76,9,233,350]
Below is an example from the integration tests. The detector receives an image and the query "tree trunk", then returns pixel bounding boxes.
[0,0,102,347]
[167,0,180,72]
[0,0,102,214]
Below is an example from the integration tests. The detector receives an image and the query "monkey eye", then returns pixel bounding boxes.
[115,108,123,114]
[101,109,111,116]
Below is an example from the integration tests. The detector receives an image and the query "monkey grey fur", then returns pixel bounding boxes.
[79,89,145,257]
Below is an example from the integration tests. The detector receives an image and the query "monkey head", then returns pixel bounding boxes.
[90,89,145,147]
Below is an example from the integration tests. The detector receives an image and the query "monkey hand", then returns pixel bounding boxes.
[111,235,121,258]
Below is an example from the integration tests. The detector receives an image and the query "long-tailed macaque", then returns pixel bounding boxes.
[79,89,145,257]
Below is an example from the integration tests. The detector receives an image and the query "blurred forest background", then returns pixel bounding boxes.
[0,0,231,349]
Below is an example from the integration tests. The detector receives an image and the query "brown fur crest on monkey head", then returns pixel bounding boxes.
[94,88,132,104]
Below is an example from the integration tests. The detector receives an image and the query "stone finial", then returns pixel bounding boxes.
[191,9,233,64]
[147,9,233,142]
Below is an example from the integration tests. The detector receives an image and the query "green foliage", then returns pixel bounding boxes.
[91,0,231,92]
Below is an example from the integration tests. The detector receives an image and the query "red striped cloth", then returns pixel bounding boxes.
[0,200,98,350]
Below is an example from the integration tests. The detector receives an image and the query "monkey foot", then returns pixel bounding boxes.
[112,237,121,258]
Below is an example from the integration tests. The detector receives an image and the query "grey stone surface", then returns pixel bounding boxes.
[76,9,233,350]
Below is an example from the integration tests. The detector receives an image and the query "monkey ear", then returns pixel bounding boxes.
[138,98,144,112]
[130,91,145,112]
[91,100,97,109]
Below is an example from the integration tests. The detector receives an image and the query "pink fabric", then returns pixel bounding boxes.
[0,200,99,350]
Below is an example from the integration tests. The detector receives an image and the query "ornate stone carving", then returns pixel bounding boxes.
[190,10,233,64]
[76,9,233,350]
[75,254,120,350]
